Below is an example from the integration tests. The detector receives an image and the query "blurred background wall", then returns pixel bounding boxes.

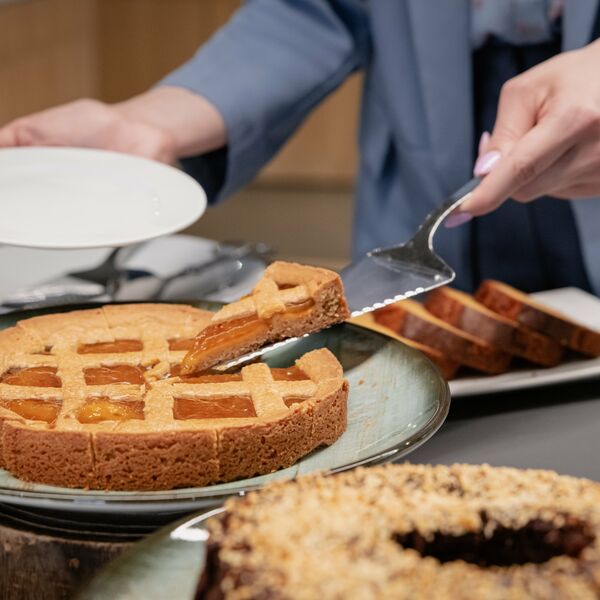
[0,0,361,268]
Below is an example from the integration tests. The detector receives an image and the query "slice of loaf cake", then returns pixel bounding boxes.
[374,300,511,375]
[426,287,563,367]
[476,280,600,357]
[351,313,460,379]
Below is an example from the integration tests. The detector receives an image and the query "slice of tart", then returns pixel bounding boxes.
[180,261,350,375]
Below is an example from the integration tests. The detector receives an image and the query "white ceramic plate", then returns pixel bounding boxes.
[450,287,600,397]
[0,147,206,248]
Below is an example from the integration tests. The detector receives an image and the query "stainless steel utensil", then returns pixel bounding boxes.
[1,241,273,311]
[0,248,123,309]
[218,177,481,369]
[340,177,481,316]
[151,242,272,300]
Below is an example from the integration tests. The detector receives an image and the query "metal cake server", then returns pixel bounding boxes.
[0,242,273,311]
[0,248,123,309]
[219,177,481,369]
[340,176,481,316]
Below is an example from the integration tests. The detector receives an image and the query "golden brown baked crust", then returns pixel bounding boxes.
[181,261,350,374]
[0,304,348,490]
[476,280,600,356]
[374,300,512,374]
[350,313,460,380]
[201,464,600,600]
[426,287,564,367]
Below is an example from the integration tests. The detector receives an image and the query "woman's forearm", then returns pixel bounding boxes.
[115,86,227,158]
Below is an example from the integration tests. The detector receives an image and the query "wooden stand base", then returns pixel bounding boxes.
[0,521,131,600]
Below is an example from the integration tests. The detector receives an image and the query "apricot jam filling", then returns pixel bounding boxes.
[77,397,145,424]
[168,364,182,378]
[174,396,256,420]
[275,367,312,406]
[168,338,195,351]
[1,366,61,388]
[180,316,269,375]
[179,372,243,384]
[271,366,309,381]
[2,398,61,423]
[180,299,315,375]
[84,364,146,385]
[78,340,143,354]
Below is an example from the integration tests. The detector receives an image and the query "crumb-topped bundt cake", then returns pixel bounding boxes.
[198,464,600,599]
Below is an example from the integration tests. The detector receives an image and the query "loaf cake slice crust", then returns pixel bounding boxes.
[476,280,600,356]
[351,313,459,379]
[426,287,563,367]
[374,300,511,375]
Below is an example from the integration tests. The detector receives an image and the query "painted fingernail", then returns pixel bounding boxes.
[474,150,501,177]
[445,212,473,228]
[478,131,491,156]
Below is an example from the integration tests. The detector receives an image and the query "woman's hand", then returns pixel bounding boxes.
[455,39,600,221]
[0,98,179,163]
[0,87,226,162]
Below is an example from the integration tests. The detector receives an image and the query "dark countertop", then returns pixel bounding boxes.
[408,378,600,480]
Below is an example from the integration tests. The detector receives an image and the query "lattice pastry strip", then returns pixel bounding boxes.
[241,363,288,417]
[139,364,318,432]
[0,304,212,428]
[18,308,115,348]
[212,281,310,324]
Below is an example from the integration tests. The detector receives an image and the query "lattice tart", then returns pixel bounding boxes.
[181,261,350,375]
[0,303,348,491]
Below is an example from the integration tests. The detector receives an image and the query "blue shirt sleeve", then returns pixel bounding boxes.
[160,0,370,203]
